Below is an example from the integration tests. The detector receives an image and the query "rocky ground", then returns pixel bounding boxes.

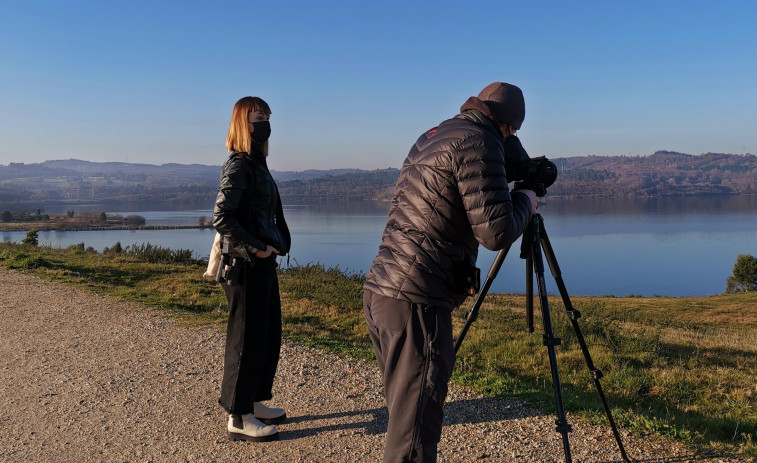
[0,267,744,462]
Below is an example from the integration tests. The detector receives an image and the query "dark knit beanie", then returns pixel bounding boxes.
[460,82,525,130]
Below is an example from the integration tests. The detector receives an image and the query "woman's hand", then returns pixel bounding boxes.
[254,245,280,258]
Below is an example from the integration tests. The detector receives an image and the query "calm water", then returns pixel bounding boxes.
[3,197,756,297]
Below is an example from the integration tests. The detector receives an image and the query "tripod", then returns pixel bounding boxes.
[454,213,631,463]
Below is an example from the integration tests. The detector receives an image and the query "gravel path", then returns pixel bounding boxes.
[0,268,743,462]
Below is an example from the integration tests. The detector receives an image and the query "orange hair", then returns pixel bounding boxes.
[225,96,272,155]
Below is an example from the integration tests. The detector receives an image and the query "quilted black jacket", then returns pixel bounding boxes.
[364,110,532,309]
[212,149,290,257]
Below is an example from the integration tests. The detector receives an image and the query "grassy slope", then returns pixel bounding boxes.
[1,243,754,460]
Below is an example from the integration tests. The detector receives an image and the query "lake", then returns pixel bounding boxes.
[2,196,756,297]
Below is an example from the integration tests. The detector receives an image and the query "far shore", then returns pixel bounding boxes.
[0,222,211,232]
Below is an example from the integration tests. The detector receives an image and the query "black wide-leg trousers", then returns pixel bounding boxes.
[363,291,455,463]
[218,256,281,415]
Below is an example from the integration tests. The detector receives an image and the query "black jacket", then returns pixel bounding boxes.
[364,110,532,309]
[212,149,291,257]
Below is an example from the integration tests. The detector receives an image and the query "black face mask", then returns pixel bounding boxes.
[250,120,271,144]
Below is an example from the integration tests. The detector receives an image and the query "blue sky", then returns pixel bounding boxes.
[1,1,755,171]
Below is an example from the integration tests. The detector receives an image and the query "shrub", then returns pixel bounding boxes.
[67,242,86,252]
[103,242,124,254]
[726,254,757,293]
[124,242,199,264]
[22,229,39,246]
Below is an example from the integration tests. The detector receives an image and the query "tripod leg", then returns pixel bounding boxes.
[530,217,573,462]
[536,215,631,462]
[526,255,534,333]
[454,244,512,353]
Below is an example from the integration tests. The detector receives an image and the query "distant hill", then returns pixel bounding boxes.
[0,159,360,183]
[276,169,399,202]
[276,151,757,200]
[0,159,394,211]
[548,151,756,197]
[273,168,365,182]
[1,151,755,212]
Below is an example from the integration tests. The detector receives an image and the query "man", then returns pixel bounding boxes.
[363,82,538,462]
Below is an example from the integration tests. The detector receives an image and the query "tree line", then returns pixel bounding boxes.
[276,151,757,201]
[546,151,756,197]
[1,151,755,209]
[1,210,146,229]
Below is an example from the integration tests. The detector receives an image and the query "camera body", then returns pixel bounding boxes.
[503,135,558,197]
[216,252,243,285]
[215,235,250,286]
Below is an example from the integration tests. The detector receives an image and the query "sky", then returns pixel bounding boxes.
[1,1,756,172]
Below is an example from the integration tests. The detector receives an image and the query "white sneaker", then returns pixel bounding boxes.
[254,401,287,424]
[227,414,279,442]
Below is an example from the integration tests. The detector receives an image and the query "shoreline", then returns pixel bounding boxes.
[0,224,211,232]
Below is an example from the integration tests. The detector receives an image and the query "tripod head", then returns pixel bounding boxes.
[504,135,558,197]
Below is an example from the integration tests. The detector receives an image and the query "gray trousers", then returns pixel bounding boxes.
[363,291,455,463]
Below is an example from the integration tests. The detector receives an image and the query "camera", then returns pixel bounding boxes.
[216,253,243,285]
[503,135,558,197]
[215,235,247,286]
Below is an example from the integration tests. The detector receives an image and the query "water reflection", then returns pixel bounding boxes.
[541,195,757,217]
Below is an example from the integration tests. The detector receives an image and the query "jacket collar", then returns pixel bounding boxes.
[456,110,505,141]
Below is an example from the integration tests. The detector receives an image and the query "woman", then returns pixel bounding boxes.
[212,96,291,442]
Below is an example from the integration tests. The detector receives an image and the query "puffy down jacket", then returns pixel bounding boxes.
[364,110,532,309]
[212,150,291,256]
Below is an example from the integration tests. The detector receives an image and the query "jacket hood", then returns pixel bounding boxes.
[460,82,525,130]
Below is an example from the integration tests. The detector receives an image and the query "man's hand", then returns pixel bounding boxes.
[254,245,280,258]
[519,189,538,214]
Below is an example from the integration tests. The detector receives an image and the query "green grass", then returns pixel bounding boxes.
[1,241,755,461]
[451,293,756,460]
